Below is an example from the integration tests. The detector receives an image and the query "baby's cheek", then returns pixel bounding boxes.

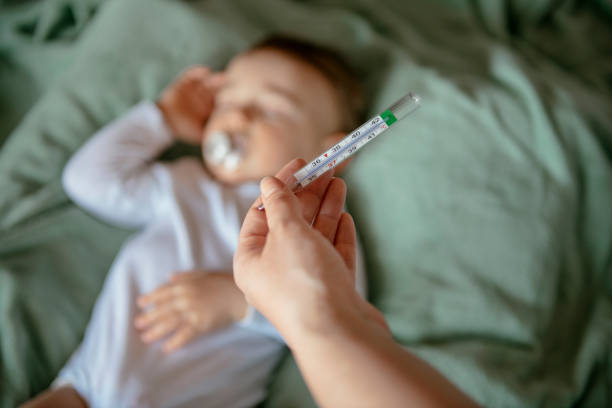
[257,145,295,173]
[255,132,296,161]
[250,124,310,173]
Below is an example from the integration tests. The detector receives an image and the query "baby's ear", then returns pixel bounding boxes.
[321,132,352,174]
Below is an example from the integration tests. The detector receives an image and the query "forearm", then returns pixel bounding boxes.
[288,305,478,408]
[63,102,174,226]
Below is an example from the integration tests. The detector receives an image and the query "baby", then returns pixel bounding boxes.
[23,36,366,408]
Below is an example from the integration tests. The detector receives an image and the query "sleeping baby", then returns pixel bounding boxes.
[22,36,367,408]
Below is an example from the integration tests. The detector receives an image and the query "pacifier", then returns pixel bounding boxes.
[203,131,246,171]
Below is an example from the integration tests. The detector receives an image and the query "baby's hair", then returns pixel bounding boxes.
[249,35,365,132]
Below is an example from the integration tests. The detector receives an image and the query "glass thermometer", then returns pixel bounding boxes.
[258,92,421,210]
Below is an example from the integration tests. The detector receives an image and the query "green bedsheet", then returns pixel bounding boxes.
[1,0,611,406]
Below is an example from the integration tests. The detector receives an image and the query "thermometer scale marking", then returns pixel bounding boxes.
[295,116,389,187]
[257,92,421,210]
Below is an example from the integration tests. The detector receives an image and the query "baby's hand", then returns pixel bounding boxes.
[156,66,225,144]
[135,271,247,352]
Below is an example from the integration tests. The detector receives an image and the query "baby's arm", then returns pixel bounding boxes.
[62,102,175,227]
[63,66,224,227]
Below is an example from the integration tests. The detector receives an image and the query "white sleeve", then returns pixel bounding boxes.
[62,102,174,228]
[236,235,368,344]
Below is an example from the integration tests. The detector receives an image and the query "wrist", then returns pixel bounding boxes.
[282,290,364,349]
[155,100,176,138]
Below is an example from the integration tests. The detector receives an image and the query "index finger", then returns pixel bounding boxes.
[294,169,335,224]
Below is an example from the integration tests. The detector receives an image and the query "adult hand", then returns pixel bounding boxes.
[233,158,389,347]
[233,158,478,408]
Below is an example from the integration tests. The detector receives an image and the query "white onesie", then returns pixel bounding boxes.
[55,102,366,408]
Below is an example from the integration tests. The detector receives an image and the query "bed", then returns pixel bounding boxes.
[1,0,611,406]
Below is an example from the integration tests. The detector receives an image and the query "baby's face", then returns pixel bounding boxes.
[202,49,344,184]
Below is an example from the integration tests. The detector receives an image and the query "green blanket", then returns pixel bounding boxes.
[1,0,611,406]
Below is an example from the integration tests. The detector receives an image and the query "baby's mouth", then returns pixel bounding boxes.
[203,131,247,171]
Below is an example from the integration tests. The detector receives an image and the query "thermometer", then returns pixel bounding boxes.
[258,92,421,210]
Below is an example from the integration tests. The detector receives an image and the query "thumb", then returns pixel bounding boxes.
[260,176,303,231]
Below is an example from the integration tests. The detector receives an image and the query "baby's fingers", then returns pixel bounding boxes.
[138,284,179,308]
[181,65,211,81]
[163,324,197,353]
[140,313,181,344]
[204,72,226,93]
[134,303,175,330]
